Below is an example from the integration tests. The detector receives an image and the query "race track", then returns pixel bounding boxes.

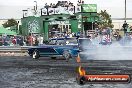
[0,56,132,88]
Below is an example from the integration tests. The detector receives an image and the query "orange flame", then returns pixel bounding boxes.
[76,54,81,63]
[78,66,86,76]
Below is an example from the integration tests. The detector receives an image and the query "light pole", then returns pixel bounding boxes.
[92,22,93,30]
[34,1,37,11]
[17,21,19,35]
[125,0,126,22]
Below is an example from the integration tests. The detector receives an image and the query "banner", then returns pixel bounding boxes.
[42,8,47,15]
[82,4,97,12]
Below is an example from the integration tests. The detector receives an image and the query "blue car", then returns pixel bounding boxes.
[28,37,79,61]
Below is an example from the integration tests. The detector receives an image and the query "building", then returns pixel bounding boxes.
[21,1,99,40]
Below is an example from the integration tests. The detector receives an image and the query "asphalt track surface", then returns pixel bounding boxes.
[0,56,132,88]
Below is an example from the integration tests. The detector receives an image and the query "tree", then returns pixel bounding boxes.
[98,10,114,29]
[2,18,18,28]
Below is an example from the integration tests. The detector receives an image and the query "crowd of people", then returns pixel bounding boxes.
[45,0,84,8]
[1,27,132,46]
[0,35,24,46]
[0,34,44,46]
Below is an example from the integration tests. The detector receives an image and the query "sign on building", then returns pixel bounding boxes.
[57,6,69,14]
[48,8,55,15]
[68,6,74,15]
[75,6,81,13]
[49,20,69,25]
[82,4,97,12]
[42,8,47,15]
[23,10,28,17]
[54,7,60,14]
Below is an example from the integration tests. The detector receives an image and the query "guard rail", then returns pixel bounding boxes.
[0,46,32,53]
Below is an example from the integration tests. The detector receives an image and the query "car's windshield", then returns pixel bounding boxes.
[66,38,78,45]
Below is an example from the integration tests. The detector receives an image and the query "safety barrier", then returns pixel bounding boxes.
[0,46,33,52]
[0,45,132,52]
[0,46,33,56]
[0,45,132,56]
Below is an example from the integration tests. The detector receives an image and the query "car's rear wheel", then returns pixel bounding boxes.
[63,51,71,61]
[32,50,39,59]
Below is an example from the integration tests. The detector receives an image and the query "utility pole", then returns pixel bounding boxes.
[17,21,19,35]
[125,0,126,22]
[34,1,37,11]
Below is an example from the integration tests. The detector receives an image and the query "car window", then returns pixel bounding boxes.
[49,39,65,45]
[49,38,77,45]
[66,38,78,45]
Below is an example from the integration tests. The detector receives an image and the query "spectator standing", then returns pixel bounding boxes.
[0,36,3,46]
[34,37,39,46]
[12,36,17,45]
[28,35,33,46]
[19,36,24,46]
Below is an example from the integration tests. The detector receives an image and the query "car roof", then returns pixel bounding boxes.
[50,37,76,40]
[79,38,89,39]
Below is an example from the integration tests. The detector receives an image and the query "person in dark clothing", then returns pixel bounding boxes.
[0,36,3,46]
[19,37,24,46]
[33,37,39,46]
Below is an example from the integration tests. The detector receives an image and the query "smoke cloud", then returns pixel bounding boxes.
[81,37,132,60]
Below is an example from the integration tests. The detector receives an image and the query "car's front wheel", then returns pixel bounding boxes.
[32,50,39,59]
[63,51,71,61]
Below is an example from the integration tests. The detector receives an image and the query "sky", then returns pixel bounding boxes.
[0,0,132,19]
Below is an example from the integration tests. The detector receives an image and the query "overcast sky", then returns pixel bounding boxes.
[0,0,132,19]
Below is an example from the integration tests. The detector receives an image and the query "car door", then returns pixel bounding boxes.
[38,46,59,56]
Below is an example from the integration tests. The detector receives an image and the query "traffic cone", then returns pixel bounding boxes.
[76,54,81,63]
